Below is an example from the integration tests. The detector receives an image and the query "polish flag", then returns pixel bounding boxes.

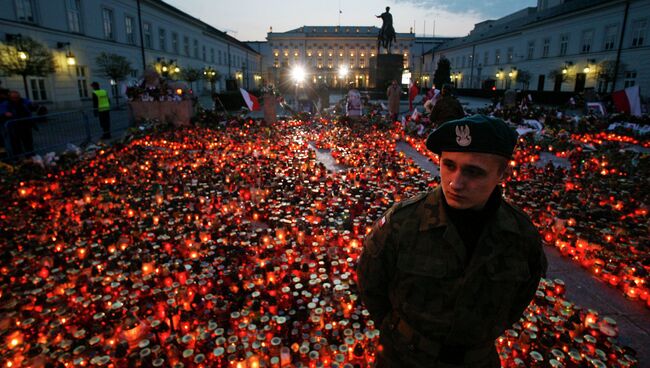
[408,81,419,112]
[240,88,260,111]
[612,85,641,116]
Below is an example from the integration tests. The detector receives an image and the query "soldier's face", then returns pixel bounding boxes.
[440,151,505,210]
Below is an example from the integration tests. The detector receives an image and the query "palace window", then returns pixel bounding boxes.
[631,19,647,47]
[66,0,82,32]
[603,25,617,50]
[581,29,594,53]
[559,34,569,56]
[102,8,114,40]
[76,66,88,98]
[125,16,135,44]
[542,38,550,57]
[527,41,535,59]
[159,28,167,51]
[15,0,35,23]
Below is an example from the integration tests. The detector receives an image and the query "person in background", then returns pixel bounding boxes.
[0,88,9,105]
[387,80,401,122]
[91,82,112,140]
[0,90,35,157]
[429,84,464,127]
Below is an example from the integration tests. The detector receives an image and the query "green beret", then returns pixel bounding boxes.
[425,114,518,158]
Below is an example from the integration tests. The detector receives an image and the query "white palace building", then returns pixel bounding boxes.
[431,0,650,95]
[1,0,648,111]
[0,0,262,110]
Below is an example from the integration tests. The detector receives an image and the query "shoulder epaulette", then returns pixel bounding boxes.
[502,200,537,233]
[389,191,429,217]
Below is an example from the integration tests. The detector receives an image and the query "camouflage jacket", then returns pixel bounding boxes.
[357,187,547,367]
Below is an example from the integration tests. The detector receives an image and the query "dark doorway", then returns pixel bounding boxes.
[575,73,586,92]
[226,79,238,91]
[482,79,496,90]
[554,76,563,92]
[537,74,545,91]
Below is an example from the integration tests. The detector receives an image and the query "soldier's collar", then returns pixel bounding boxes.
[418,187,449,231]
[418,187,520,234]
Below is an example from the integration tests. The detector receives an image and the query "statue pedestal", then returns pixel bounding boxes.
[263,93,277,124]
[369,54,404,89]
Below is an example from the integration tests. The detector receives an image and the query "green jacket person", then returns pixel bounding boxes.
[91,81,111,140]
[357,114,547,367]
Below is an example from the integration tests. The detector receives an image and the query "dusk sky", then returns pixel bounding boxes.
[163,0,538,41]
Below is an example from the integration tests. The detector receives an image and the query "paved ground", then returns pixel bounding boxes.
[5,108,132,160]
[545,246,650,362]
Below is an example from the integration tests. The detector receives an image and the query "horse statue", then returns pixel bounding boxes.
[376,6,397,54]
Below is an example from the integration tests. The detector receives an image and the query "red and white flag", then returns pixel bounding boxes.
[408,81,419,112]
[240,88,260,111]
[612,85,641,116]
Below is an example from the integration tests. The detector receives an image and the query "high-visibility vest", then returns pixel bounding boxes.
[92,89,110,111]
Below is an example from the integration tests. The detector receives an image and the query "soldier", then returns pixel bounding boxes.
[357,114,547,367]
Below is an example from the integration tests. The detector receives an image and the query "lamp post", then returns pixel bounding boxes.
[57,42,76,66]
[6,34,30,95]
[203,66,217,93]
[338,65,348,100]
[156,58,179,79]
[496,69,504,90]
[291,66,305,111]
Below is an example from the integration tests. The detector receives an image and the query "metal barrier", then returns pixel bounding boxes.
[1,107,130,162]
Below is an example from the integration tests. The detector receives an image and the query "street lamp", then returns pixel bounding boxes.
[204,66,217,92]
[338,65,349,97]
[57,42,76,66]
[6,34,29,61]
[583,59,595,74]
[157,58,179,78]
[291,66,305,111]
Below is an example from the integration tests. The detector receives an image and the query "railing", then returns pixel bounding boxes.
[1,107,131,162]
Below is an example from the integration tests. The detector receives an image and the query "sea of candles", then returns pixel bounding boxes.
[0,117,642,367]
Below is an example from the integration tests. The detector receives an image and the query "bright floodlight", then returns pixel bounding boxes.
[338,66,349,78]
[292,66,305,82]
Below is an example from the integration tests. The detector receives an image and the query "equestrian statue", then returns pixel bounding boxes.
[376,6,396,54]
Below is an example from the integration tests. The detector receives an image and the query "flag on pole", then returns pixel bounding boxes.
[240,88,260,111]
[612,85,641,116]
[408,81,419,112]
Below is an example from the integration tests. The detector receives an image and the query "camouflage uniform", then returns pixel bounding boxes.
[357,187,547,367]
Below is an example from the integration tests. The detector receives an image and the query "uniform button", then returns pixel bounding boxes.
[408,344,416,351]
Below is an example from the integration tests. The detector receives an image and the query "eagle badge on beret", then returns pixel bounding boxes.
[455,125,472,147]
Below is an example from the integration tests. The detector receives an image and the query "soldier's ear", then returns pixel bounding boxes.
[497,158,511,181]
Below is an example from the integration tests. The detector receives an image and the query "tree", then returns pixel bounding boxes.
[596,60,626,93]
[515,69,532,90]
[433,57,451,88]
[202,68,222,93]
[548,68,573,91]
[182,67,201,91]
[95,52,133,106]
[0,36,55,97]
[95,52,132,82]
